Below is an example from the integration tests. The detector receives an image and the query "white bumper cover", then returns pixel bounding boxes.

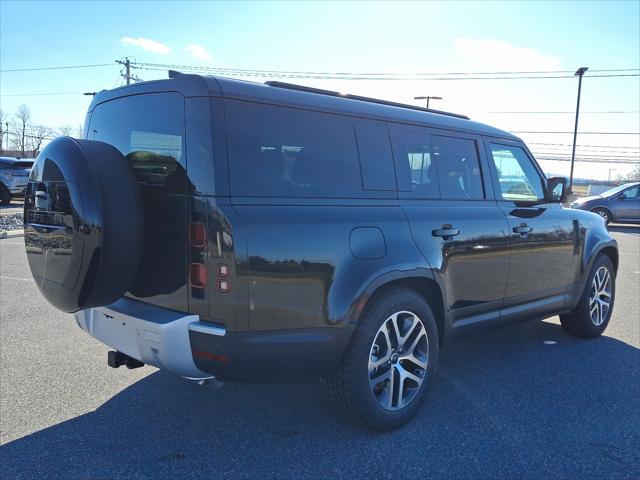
[75,297,225,379]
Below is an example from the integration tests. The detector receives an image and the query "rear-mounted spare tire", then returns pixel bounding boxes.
[24,137,143,313]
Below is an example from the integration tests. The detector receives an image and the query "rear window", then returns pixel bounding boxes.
[88,93,185,192]
[225,100,364,198]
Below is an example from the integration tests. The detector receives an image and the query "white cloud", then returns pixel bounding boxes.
[453,38,562,71]
[185,44,213,62]
[121,37,171,55]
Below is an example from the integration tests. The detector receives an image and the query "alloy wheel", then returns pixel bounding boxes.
[589,266,612,326]
[368,311,429,411]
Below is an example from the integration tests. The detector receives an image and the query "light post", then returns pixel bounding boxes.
[569,67,588,193]
[414,95,443,109]
[608,168,616,182]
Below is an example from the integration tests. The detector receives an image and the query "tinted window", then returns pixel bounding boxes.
[354,122,395,191]
[88,93,185,192]
[489,144,544,201]
[432,135,484,199]
[226,100,362,197]
[395,128,439,198]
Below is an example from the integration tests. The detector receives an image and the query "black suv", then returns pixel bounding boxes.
[24,73,618,431]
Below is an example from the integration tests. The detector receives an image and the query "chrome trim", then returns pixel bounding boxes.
[188,321,226,337]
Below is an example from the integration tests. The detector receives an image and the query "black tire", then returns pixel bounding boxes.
[560,254,615,338]
[324,287,439,431]
[23,137,143,313]
[0,183,11,206]
[591,207,612,225]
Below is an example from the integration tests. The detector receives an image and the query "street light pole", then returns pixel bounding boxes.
[569,67,588,193]
[414,95,443,109]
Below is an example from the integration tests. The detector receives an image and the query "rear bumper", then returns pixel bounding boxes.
[75,297,354,382]
[75,297,224,380]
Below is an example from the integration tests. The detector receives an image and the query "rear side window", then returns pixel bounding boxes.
[395,127,439,198]
[393,127,484,199]
[432,135,484,200]
[88,93,185,192]
[226,100,362,197]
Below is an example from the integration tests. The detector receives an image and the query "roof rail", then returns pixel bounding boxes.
[264,81,470,120]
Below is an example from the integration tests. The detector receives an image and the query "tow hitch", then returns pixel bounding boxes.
[107,350,145,369]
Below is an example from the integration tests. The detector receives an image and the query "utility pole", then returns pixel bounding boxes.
[569,67,588,193]
[115,57,141,85]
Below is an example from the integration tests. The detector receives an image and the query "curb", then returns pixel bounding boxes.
[0,229,23,239]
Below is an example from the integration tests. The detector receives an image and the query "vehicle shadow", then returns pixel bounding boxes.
[1,320,639,479]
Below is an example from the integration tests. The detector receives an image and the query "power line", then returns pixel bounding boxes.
[534,156,639,164]
[490,110,639,114]
[527,142,640,150]
[0,63,112,73]
[532,151,640,159]
[0,91,83,97]
[513,131,639,135]
[135,62,640,80]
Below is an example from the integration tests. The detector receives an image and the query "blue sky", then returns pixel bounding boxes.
[1,0,638,179]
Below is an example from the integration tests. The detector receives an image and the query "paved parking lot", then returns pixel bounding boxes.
[1,227,638,479]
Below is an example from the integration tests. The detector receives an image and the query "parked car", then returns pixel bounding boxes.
[23,74,618,431]
[571,182,640,224]
[0,157,33,205]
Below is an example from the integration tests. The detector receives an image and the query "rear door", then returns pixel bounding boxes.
[484,140,577,318]
[613,184,640,221]
[391,125,510,327]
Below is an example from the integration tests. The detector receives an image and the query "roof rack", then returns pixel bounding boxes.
[264,81,470,120]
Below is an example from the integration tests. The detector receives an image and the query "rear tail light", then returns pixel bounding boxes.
[189,222,207,247]
[189,263,208,288]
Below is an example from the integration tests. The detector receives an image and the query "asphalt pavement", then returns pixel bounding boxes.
[1,226,638,479]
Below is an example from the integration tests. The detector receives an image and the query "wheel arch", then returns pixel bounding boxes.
[351,273,446,347]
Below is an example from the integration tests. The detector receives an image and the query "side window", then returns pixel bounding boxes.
[432,135,484,200]
[226,100,362,197]
[396,128,439,198]
[621,185,639,198]
[489,144,545,202]
[88,93,185,192]
[354,122,395,191]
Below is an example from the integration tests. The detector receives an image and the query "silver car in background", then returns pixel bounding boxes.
[571,182,640,225]
[0,157,34,206]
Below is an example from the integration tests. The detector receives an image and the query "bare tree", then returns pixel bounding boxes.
[0,109,6,152]
[14,104,31,156]
[28,125,51,156]
[58,125,73,137]
[619,165,640,182]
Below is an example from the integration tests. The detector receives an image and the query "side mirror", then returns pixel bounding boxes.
[546,177,567,203]
[618,194,627,200]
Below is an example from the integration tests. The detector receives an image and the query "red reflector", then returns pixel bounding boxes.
[193,350,227,363]
[218,263,229,277]
[189,222,207,247]
[189,263,208,288]
[217,279,230,293]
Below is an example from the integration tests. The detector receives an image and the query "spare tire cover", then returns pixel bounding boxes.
[24,137,143,313]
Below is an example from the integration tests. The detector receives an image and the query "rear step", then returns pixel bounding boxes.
[107,350,145,369]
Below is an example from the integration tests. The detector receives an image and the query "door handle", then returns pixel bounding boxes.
[432,225,460,240]
[513,224,533,236]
